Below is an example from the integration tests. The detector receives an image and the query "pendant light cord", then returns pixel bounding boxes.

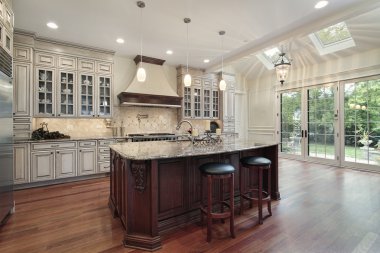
[219,31,225,79]
[186,22,189,73]
[140,6,143,67]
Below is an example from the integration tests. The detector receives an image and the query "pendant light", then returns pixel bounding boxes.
[274,52,291,85]
[219,31,227,91]
[183,18,191,87]
[137,1,146,82]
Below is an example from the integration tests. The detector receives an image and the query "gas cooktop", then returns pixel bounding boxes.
[128,133,175,137]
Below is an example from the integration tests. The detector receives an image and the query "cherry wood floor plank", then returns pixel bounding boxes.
[1,159,380,252]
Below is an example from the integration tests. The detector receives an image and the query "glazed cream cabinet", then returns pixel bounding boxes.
[222,75,236,133]
[31,141,77,182]
[13,61,32,117]
[78,140,97,175]
[13,143,30,184]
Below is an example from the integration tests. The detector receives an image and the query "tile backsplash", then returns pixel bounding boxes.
[34,106,222,138]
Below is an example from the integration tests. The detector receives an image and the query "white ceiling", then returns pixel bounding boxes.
[12,0,380,79]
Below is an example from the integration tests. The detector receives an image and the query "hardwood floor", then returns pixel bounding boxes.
[1,159,380,253]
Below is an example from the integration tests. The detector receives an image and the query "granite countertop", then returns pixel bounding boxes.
[13,136,129,143]
[109,137,278,160]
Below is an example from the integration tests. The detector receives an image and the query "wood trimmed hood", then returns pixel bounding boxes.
[118,56,182,108]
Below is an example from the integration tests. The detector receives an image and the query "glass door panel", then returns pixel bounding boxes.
[97,76,111,117]
[58,72,75,116]
[280,91,302,156]
[79,74,94,117]
[183,87,191,118]
[37,69,54,116]
[203,89,211,118]
[212,90,219,118]
[343,78,380,167]
[307,86,336,160]
[193,87,201,118]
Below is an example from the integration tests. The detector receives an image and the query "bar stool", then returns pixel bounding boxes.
[199,162,236,242]
[239,156,272,224]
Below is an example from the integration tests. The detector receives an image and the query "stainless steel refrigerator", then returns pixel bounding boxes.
[0,46,13,226]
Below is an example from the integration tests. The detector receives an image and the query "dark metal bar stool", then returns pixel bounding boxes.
[199,162,236,242]
[239,156,272,224]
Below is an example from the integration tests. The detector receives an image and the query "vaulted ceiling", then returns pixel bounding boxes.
[12,0,380,79]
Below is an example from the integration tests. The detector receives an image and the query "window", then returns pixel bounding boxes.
[309,22,355,55]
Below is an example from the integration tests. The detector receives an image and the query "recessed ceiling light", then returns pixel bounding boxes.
[314,1,328,9]
[46,22,58,29]
[203,59,210,63]
[116,38,125,44]
[166,50,173,55]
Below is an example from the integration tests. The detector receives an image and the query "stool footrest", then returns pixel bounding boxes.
[241,189,271,201]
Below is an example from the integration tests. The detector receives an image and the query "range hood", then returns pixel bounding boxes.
[118,56,182,108]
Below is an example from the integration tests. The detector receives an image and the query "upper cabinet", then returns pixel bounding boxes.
[0,0,13,56]
[30,50,113,118]
[177,67,220,120]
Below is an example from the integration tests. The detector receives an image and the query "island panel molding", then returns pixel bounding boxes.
[109,138,279,251]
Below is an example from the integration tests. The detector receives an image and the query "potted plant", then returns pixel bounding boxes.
[357,128,373,148]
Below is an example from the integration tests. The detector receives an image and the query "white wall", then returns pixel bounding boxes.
[246,48,380,141]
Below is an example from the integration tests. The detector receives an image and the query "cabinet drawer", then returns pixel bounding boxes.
[98,162,110,172]
[194,78,201,86]
[13,117,31,123]
[78,59,95,72]
[98,147,109,153]
[98,153,110,161]
[96,61,112,74]
[32,141,77,150]
[14,46,32,62]
[203,79,212,87]
[35,52,56,67]
[98,139,115,146]
[13,131,31,139]
[13,124,31,131]
[79,140,96,147]
[58,56,77,70]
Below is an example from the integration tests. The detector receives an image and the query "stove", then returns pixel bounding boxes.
[127,133,177,142]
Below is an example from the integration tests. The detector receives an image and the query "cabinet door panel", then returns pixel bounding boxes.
[13,63,31,116]
[78,149,96,175]
[35,68,55,117]
[58,56,77,70]
[31,151,54,181]
[14,46,32,62]
[35,52,56,67]
[13,144,29,184]
[56,149,76,178]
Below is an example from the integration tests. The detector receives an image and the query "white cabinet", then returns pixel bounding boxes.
[35,68,56,117]
[13,62,32,117]
[96,75,112,118]
[31,151,54,181]
[78,73,95,117]
[78,141,97,175]
[31,141,77,182]
[55,149,77,178]
[57,71,76,117]
[13,143,30,184]
[177,67,220,120]
[222,75,236,133]
[97,139,115,172]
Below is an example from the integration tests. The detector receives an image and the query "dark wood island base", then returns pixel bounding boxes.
[108,140,279,251]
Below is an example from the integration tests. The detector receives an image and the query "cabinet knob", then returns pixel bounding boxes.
[51,152,53,154]
[79,150,82,152]
[52,114,55,116]
[57,151,60,154]
[92,115,95,117]
[58,114,60,116]
[13,113,15,115]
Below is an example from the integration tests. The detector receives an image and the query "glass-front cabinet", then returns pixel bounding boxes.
[212,90,219,118]
[79,74,94,117]
[35,68,55,116]
[97,76,111,117]
[58,71,75,116]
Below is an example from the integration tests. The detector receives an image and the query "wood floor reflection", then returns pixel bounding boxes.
[1,158,379,253]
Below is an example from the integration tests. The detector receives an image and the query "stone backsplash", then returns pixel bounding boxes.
[34,106,222,138]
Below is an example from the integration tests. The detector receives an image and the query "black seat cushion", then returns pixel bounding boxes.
[199,162,235,175]
[240,156,271,166]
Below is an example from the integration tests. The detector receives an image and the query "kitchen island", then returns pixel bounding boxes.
[109,137,279,251]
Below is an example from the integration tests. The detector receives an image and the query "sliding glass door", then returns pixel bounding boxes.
[341,76,380,170]
[279,76,380,171]
[279,84,338,164]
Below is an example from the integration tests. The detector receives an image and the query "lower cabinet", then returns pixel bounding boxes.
[13,143,30,184]
[55,149,77,178]
[31,151,54,181]
[78,148,96,175]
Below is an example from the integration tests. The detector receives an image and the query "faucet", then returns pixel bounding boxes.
[176,120,193,133]
[176,120,194,143]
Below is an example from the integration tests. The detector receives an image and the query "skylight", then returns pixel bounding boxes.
[256,47,290,70]
[309,22,355,55]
